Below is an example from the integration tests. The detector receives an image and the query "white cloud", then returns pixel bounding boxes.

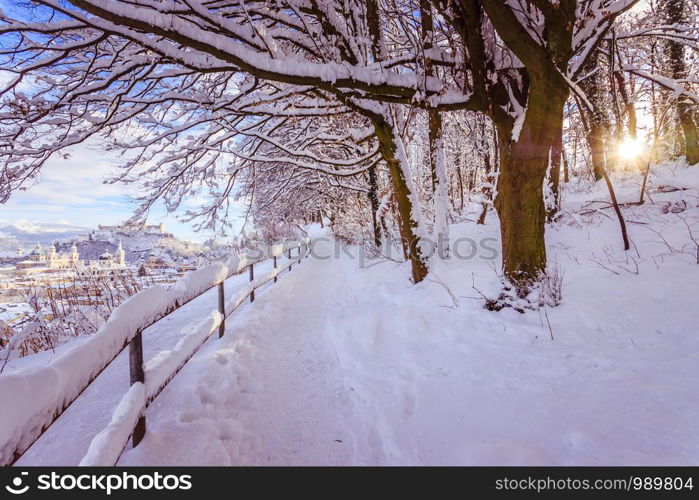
[1,138,244,242]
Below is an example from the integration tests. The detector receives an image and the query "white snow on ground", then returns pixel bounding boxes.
[115,163,698,465]
[11,162,699,465]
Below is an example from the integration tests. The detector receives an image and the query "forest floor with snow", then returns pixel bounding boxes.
[13,161,699,465]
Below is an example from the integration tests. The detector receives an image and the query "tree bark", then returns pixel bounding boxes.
[428,108,450,247]
[366,165,382,248]
[677,102,699,165]
[547,112,564,221]
[664,0,699,165]
[455,152,465,212]
[420,1,449,246]
[548,149,561,221]
[477,129,494,225]
[562,143,570,183]
[600,167,631,250]
[495,134,548,291]
[493,82,568,292]
[373,118,428,283]
[578,53,609,181]
[588,125,607,181]
[578,98,632,251]
[613,69,638,139]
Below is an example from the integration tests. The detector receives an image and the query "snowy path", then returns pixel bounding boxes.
[16,257,289,466]
[113,230,699,466]
[18,226,699,466]
[119,240,367,465]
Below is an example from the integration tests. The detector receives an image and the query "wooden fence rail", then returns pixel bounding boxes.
[3,239,310,466]
[123,243,309,451]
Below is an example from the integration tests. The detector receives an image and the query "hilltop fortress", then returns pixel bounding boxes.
[97,222,172,238]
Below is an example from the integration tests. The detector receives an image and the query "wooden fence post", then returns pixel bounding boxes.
[249,263,255,302]
[273,255,278,283]
[129,330,146,447]
[218,282,225,338]
[288,248,292,269]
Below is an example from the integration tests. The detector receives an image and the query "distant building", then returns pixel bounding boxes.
[145,250,169,269]
[116,240,126,266]
[15,243,79,271]
[12,241,125,276]
[97,222,171,237]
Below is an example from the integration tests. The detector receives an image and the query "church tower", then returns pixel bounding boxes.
[46,244,58,268]
[70,242,80,264]
[116,240,126,266]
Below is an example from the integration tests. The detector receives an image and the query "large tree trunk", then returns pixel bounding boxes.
[373,117,429,283]
[495,136,548,291]
[588,123,607,180]
[494,83,567,292]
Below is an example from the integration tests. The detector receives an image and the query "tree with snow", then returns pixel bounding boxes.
[0,0,693,293]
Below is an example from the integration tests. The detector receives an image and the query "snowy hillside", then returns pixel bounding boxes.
[62,234,204,264]
[0,223,204,263]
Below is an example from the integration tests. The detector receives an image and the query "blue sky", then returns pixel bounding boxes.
[0,138,245,242]
[0,0,246,243]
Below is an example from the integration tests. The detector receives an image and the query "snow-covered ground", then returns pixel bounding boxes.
[9,162,699,465]
[12,254,296,465]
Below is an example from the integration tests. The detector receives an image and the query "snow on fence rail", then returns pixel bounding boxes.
[0,239,310,466]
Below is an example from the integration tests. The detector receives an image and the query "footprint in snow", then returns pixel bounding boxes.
[176,410,202,424]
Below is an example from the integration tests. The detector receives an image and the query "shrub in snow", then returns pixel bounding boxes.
[481,266,563,313]
[1,271,157,366]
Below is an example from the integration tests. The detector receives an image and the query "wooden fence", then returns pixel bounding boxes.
[123,243,309,452]
[3,240,310,466]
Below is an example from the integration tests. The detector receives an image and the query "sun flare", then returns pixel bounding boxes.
[617,137,644,160]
